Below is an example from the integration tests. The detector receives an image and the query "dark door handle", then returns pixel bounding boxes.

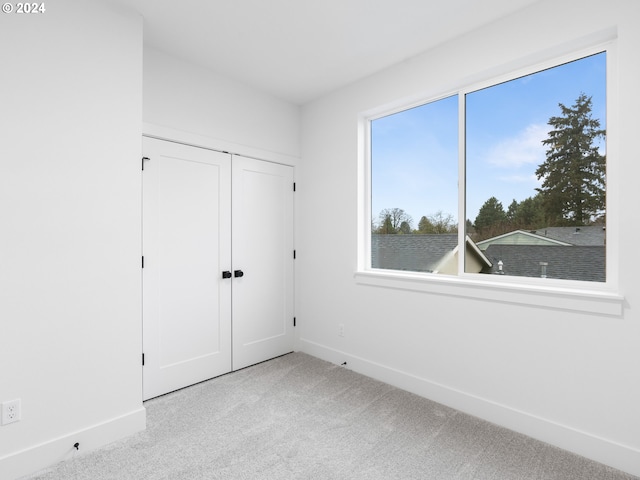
[234,270,244,278]
[222,271,232,279]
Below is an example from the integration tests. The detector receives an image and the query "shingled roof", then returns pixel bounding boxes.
[371,228,605,282]
[371,234,457,272]
[532,226,606,246]
[482,244,605,282]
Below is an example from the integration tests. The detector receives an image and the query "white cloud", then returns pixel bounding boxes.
[485,123,548,169]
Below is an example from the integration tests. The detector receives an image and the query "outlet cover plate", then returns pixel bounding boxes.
[2,399,21,425]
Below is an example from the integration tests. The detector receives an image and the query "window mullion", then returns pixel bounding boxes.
[458,92,467,276]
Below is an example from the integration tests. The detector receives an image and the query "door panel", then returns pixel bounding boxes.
[232,156,294,370]
[142,137,232,400]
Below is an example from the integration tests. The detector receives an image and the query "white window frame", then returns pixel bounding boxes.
[356,40,623,316]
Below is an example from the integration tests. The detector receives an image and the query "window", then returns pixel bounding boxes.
[368,50,608,284]
[371,95,458,273]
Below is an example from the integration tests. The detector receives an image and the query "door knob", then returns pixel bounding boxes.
[222,271,232,279]
[234,270,244,278]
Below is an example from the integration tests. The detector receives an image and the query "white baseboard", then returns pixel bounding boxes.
[298,338,640,478]
[0,407,146,480]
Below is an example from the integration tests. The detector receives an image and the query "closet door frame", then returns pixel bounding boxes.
[141,130,297,399]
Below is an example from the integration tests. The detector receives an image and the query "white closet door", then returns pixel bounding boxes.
[142,137,232,400]
[232,156,295,370]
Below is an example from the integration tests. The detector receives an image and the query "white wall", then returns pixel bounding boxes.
[297,0,640,476]
[143,47,300,164]
[0,2,144,479]
[2,0,637,477]
[0,5,299,478]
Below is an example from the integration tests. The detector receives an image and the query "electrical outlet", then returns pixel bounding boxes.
[2,399,21,426]
[338,323,345,337]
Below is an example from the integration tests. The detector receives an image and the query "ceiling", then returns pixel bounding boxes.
[118,0,540,105]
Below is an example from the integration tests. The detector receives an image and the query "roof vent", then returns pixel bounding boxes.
[574,227,581,234]
[539,262,548,278]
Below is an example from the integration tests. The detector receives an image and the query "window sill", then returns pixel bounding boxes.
[354,270,624,316]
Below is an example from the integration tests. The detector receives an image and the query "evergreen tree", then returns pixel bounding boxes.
[399,221,412,234]
[474,196,507,233]
[377,214,396,234]
[506,199,519,224]
[416,215,434,233]
[515,195,546,228]
[536,93,605,225]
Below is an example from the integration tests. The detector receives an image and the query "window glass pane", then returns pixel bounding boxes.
[465,52,606,281]
[371,96,459,274]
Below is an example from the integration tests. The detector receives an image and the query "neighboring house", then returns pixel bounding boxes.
[476,229,571,249]
[481,244,605,282]
[476,226,606,250]
[477,226,606,282]
[432,235,493,275]
[371,234,492,274]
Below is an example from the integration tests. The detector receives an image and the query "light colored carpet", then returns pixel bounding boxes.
[22,352,637,479]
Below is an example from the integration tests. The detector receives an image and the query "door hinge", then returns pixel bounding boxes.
[293,317,296,327]
[293,182,296,192]
[293,250,296,259]
[142,156,149,171]
[142,256,144,268]
[142,353,145,366]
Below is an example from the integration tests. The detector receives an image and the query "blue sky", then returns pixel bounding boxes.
[371,51,606,228]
